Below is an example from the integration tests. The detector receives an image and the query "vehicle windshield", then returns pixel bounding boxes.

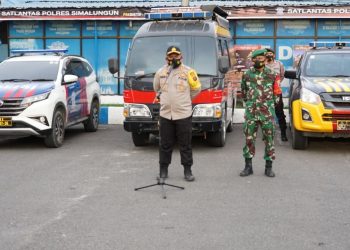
[126,36,217,78]
[304,53,350,77]
[0,61,59,81]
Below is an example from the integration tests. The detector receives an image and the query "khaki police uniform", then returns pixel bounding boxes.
[154,64,201,120]
[265,59,288,140]
[153,63,201,172]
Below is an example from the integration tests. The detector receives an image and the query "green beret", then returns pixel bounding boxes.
[251,49,266,58]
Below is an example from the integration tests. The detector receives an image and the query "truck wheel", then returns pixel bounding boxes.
[84,99,99,132]
[291,124,308,150]
[207,119,226,147]
[44,109,65,148]
[132,132,149,146]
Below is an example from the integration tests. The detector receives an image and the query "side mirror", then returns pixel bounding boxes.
[63,74,78,84]
[218,56,229,74]
[108,58,119,74]
[284,69,297,79]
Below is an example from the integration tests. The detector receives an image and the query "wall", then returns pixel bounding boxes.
[4,19,350,123]
[7,20,145,96]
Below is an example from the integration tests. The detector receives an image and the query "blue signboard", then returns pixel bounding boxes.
[9,39,43,52]
[46,21,80,37]
[9,21,43,37]
[229,21,234,37]
[235,39,274,49]
[317,20,350,37]
[0,44,8,62]
[120,21,144,37]
[82,39,118,95]
[236,20,274,37]
[275,39,310,98]
[82,21,117,37]
[277,20,315,36]
[276,38,310,69]
[46,39,80,55]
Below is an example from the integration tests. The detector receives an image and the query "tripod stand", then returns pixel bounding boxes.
[134,177,184,199]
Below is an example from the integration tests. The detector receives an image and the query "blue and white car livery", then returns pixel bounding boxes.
[0,50,100,147]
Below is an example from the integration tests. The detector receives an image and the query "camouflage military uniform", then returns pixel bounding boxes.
[241,67,277,161]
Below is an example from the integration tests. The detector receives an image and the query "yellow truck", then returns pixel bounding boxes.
[285,41,350,149]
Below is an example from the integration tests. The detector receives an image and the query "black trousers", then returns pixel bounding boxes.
[275,94,287,131]
[159,116,193,168]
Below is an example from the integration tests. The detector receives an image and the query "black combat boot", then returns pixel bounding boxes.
[281,129,288,141]
[240,158,253,177]
[158,165,168,180]
[265,160,275,177]
[184,166,195,182]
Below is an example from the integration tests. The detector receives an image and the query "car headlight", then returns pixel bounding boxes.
[300,88,321,105]
[192,104,222,118]
[124,104,151,118]
[21,92,50,107]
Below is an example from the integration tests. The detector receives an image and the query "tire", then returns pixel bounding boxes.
[207,115,226,147]
[226,109,234,133]
[132,132,150,146]
[291,123,308,150]
[44,109,65,148]
[84,99,99,132]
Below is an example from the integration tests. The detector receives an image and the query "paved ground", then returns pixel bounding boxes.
[0,124,350,250]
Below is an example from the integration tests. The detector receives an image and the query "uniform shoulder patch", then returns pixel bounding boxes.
[188,69,201,90]
[189,70,198,81]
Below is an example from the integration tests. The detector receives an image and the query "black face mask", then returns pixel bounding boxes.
[168,58,181,68]
[254,60,265,69]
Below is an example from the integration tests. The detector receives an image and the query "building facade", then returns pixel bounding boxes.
[1,0,350,122]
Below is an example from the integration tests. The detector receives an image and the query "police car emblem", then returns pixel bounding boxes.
[0,100,4,107]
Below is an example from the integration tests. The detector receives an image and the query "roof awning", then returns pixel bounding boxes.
[2,0,350,9]
[1,5,350,20]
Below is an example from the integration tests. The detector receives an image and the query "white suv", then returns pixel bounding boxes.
[0,49,100,147]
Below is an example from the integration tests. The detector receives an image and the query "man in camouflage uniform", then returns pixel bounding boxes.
[240,49,280,177]
[153,46,201,181]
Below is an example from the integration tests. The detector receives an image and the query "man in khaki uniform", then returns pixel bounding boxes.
[153,46,201,181]
[265,48,288,141]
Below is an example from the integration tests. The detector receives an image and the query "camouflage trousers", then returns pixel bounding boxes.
[243,119,276,161]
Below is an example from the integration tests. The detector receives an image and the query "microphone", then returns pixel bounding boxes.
[153,65,172,104]
[167,64,173,75]
[153,91,161,104]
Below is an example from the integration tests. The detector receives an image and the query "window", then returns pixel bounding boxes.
[223,40,231,66]
[305,53,350,77]
[0,60,59,81]
[218,40,223,56]
[66,60,88,78]
[82,62,93,76]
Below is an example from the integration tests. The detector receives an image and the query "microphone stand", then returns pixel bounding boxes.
[134,177,184,199]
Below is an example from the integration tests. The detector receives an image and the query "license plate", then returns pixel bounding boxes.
[0,117,12,127]
[336,120,350,130]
